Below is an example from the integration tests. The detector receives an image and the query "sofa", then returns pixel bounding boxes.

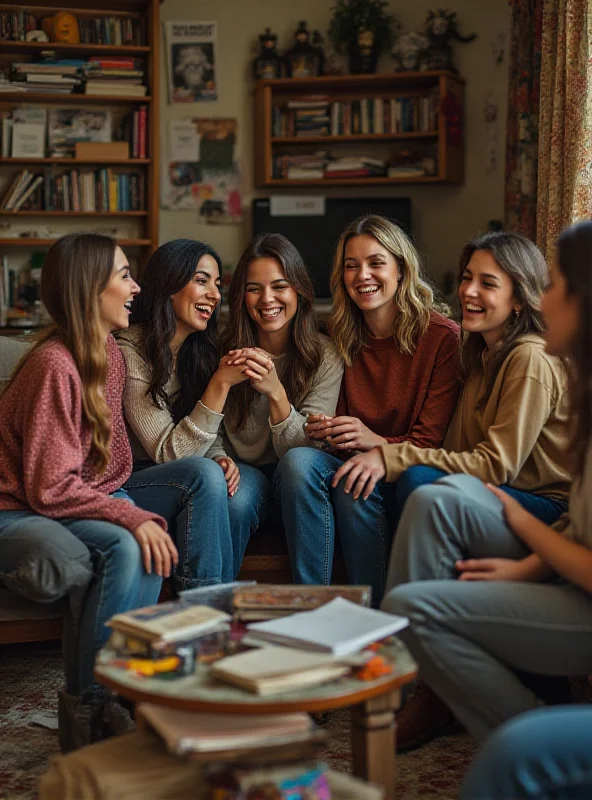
[0,336,299,645]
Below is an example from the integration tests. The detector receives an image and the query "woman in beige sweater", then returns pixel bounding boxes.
[333,231,571,531]
[382,221,592,768]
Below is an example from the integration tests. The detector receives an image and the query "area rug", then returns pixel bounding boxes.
[0,642,476,800]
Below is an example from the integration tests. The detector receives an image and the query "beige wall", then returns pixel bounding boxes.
[159,0,510,287]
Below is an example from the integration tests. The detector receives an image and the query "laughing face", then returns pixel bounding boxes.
[458,249,520,348]
[244,257,298,336]
[343,234,401,319]
[170,254,221,339]
[98,246,140,335]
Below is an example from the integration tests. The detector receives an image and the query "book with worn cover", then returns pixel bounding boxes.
[211,644,351,695]
[246,597,408,657]
[106,601,229,644]
[137,704,317,755]
[233,584,371,621]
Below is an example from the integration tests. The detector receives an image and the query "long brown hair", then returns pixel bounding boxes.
[457,231,547,407]
[556,221,592,473]
[8,233,117,473]
[329,215,433,366]
[220,233,324,429]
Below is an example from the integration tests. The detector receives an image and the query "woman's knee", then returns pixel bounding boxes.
[397,465,446,504]
[275,447,333,488]
[176,455,228,496]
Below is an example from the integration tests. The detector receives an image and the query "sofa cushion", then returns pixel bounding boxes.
[0,337,31,391]
[0,586,66,622]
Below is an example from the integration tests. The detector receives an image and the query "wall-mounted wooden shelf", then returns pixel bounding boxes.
[0,40,150,57]
[1,158,151,165]
[0,210,148,216]
[0,92,151,104]
[254,71,465,188]
[0,238,151,247]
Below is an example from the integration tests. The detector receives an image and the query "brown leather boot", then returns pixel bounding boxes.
[395,681,461,752]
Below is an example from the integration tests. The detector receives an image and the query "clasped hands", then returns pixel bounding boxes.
[216,346,281,397]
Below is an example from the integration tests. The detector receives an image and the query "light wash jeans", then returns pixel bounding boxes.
[381,474,592,742]
[461,706,592,799]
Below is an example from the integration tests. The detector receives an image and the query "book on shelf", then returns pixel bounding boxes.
[246,597,409,656]
[11,107,46,159]
[137,704,318,755]
[211,644,351,695]
[0,168,146,212]
[107,601,230,644]
[0,13,145,46]
[273,91,439,138]
[233,584,371,622]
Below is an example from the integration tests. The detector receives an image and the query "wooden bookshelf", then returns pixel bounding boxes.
[0,0,159,269]
[254,71,465,187]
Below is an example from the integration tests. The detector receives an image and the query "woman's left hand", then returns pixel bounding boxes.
[487,484,535,536]
[214,456,240,497]
[332,448,386,500]
[322,416,387,452]
[227,348,282,398]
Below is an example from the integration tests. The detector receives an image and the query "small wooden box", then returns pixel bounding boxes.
[75,141,130,160]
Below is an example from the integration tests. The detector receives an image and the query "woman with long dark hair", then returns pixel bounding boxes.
[0,233,196,751]
[276,215,460,606]
[211,233,343,575]
[119,239,247,579]
[381,226,591,754]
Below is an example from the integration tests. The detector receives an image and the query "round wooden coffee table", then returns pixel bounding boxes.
[95,637,416,800]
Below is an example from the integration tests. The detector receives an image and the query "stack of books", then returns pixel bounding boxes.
[83,57,147,97]
[325,156,387,179]
[6,59,83,94]
[272,95,330,138]
[272,151,328,180]
[211,598,408,695]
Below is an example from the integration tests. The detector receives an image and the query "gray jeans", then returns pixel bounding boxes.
[381,474,592,742]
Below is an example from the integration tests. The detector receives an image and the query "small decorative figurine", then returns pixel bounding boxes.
[252,27,283,80]
[423,9,476,72]
[285,21,324,78]
[391,31,429,71]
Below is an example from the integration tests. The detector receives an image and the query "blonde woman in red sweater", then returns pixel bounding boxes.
[0,233,230,752]
[275,215,460,605]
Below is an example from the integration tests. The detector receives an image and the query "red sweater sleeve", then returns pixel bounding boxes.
[19,350,165,533]
[385,327,460,448]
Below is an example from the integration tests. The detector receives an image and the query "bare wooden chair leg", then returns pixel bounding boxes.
[350,689,401,800]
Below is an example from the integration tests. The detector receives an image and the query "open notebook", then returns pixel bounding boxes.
[246,597,408,657]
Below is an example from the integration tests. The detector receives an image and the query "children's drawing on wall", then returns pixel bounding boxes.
[162,118,242,224]
[164,21,217,103]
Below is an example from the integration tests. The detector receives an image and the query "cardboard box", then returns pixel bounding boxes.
[75,141,129,160]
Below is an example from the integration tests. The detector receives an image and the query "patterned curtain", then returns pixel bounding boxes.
[504,0,543,239]
[537,0,592,257]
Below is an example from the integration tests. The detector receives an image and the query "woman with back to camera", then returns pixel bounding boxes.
[383,223,592,793]
[0,233,179,751]
[275,214,461,606]
[209,233,344,576]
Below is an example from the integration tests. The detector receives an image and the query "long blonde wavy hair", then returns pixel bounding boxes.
[7,233,117,473]
[329,215,433,365]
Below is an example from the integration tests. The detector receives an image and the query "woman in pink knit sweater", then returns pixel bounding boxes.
[0,233,229,751]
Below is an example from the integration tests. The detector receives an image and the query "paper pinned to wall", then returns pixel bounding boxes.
[161,117,242,224]
[164,21,218,104]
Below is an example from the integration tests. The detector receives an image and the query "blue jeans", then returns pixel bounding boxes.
[125,456,234,589]
[275,448,402,606]
[0,506,162,698]
[227,461,277,577]
[461,706,592,799]
[396,465,568,528]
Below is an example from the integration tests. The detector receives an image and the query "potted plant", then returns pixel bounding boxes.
[328,0,400,74]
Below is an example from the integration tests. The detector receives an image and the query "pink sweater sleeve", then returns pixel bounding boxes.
[19,351,165,533]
